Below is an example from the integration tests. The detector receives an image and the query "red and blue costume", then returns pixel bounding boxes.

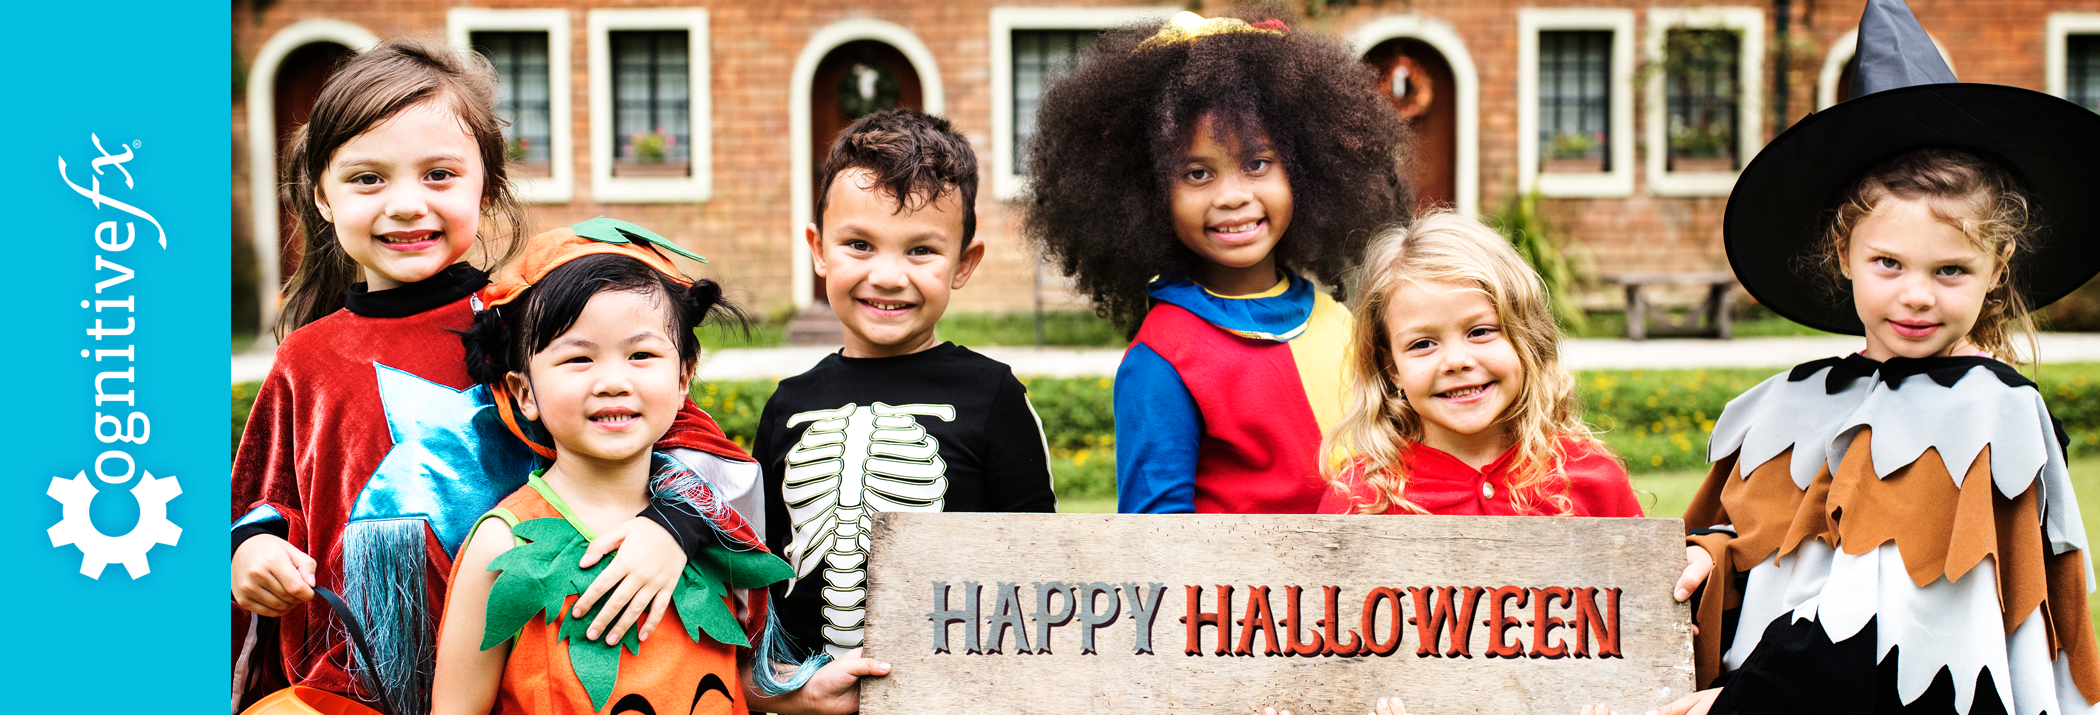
[1115,271,1351,513]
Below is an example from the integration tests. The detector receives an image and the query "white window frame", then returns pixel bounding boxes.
[1817,27,1955,110]
[1518,8,1637,198]
[1349,15,1484,216]
[1644,7,1763,197]
[989,6,1176,201]
[2047,14,2100,100]
[448,9,573,204]
[587,8,710,203]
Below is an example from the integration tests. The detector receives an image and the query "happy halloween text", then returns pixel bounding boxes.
[926,582,1622,659]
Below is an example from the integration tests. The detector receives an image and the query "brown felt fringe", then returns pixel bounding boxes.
[1687,431,2100,703]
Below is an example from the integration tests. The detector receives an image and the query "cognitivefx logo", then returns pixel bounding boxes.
[48,134,180,579]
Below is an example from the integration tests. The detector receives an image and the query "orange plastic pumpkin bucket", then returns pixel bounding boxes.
[240,686,384,715]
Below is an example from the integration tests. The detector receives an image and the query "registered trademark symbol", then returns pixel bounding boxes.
[132,140,141,148]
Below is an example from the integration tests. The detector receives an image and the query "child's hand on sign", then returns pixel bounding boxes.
[1262,696,1407,715]
[1650,688,1719,715]
[1677,545,1715,636]
[746,647,892,715]
[232,534,316,617]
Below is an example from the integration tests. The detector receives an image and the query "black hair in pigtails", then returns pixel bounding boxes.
[459,306,515,385]
[458,254,751,385]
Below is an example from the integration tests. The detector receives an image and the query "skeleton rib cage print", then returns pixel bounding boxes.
[781,401,957,655]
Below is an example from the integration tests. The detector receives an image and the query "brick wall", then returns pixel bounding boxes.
[232,0,2100,323]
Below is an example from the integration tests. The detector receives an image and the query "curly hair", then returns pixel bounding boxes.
[1322,212,1609,516]
[815,109,979,244]
[1810,148,2038,364]
[1022,3,1409,329]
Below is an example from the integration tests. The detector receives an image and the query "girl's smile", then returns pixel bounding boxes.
[1385,279,1524,468]
[1170,115,1294,296]
[315,101,486,291]
[509,289,689,469]
[1842,196,1997,361]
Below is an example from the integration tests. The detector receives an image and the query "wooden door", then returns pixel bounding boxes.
[808,40,922,302]
[272,42,353,285]
[1365,38,1457,212]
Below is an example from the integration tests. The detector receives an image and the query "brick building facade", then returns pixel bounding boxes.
[230,0,2100,335]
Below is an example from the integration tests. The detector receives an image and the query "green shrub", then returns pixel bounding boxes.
[234,363,2100,490]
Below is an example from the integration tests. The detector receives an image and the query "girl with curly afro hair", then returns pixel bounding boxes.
[1023,5,1408,514]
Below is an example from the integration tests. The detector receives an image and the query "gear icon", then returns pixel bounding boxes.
[47,471,182,579]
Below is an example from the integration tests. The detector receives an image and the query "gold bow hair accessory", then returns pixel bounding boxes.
[1136,11,1289,51]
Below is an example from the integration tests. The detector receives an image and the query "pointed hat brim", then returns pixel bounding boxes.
[1725,83,2100,336]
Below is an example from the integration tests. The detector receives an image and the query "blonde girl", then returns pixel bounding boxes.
[1317,211,1639,518]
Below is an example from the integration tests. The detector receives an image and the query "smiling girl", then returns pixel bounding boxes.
[434,227,872,715]
[232,38,757,715]
[1661,2,2100,710]
[1023,8,1407,514]
[1315,212,1638,518]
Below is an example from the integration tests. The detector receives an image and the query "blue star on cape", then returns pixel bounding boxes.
[349,363,540,555]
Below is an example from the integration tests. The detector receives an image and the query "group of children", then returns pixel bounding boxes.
[230,1,2100,714]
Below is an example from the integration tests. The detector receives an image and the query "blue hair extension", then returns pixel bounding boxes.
[340,518,435,715]
[649,453,831,696]
[749,609,834,697]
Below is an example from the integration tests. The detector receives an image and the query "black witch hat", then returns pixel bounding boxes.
[1724,0,2100,335]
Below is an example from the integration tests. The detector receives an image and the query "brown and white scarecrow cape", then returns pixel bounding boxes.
[1688,1,2100,713]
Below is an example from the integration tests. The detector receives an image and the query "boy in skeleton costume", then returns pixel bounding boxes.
[1674,2,2100,713]
[756,111,1058,657]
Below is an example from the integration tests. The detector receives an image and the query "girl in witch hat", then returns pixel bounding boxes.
[1662,1,2100,713]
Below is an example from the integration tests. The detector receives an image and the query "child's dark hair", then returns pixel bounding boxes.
[814,109,979,244]
[278,35,528,339]
[1023,3,1409,328]
[462,253,744,385]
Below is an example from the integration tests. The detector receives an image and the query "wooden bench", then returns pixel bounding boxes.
[1601,272,1738,340]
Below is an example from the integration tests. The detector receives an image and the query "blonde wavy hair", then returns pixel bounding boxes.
[1322,211,1608,515]
[1813,148,2038,365]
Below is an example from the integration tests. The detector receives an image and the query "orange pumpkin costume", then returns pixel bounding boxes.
[455,471,776,715]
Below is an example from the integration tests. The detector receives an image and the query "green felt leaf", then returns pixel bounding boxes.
[567,634,624,711]
[694,542,795,589]
[569,216,708,264]
[675,567,750,648]
[482,518,590,650]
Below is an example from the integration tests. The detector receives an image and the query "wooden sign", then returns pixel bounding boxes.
[863,513,1693,715]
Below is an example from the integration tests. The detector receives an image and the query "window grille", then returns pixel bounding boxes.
[1539,30,1612,171]
[2071,35,2100,112]
[1012,29,1098,175]
[471,31,553,173]
[611,30,691,176]
[1664,29,1739,171]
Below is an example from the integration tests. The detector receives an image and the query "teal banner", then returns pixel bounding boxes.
[2,4,232,711]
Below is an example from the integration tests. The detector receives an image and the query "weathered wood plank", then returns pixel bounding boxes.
[863,513,1692,715]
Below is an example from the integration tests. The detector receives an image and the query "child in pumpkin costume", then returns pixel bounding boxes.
[1669,2,2100,713]
[432,224,880,715]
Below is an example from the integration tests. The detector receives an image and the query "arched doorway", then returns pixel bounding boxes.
[271,42,354,286]
[1365,38,1457,212]
[807,40,925,303]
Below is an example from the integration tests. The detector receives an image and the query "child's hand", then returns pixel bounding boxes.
[1650,688,1719,715]
[749,647,892,715]
[231,534,316,617]
[1677,546,1713,602]
[1580,704,1618,715]
[1677,545,1714,636]
[571,516,682,644]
